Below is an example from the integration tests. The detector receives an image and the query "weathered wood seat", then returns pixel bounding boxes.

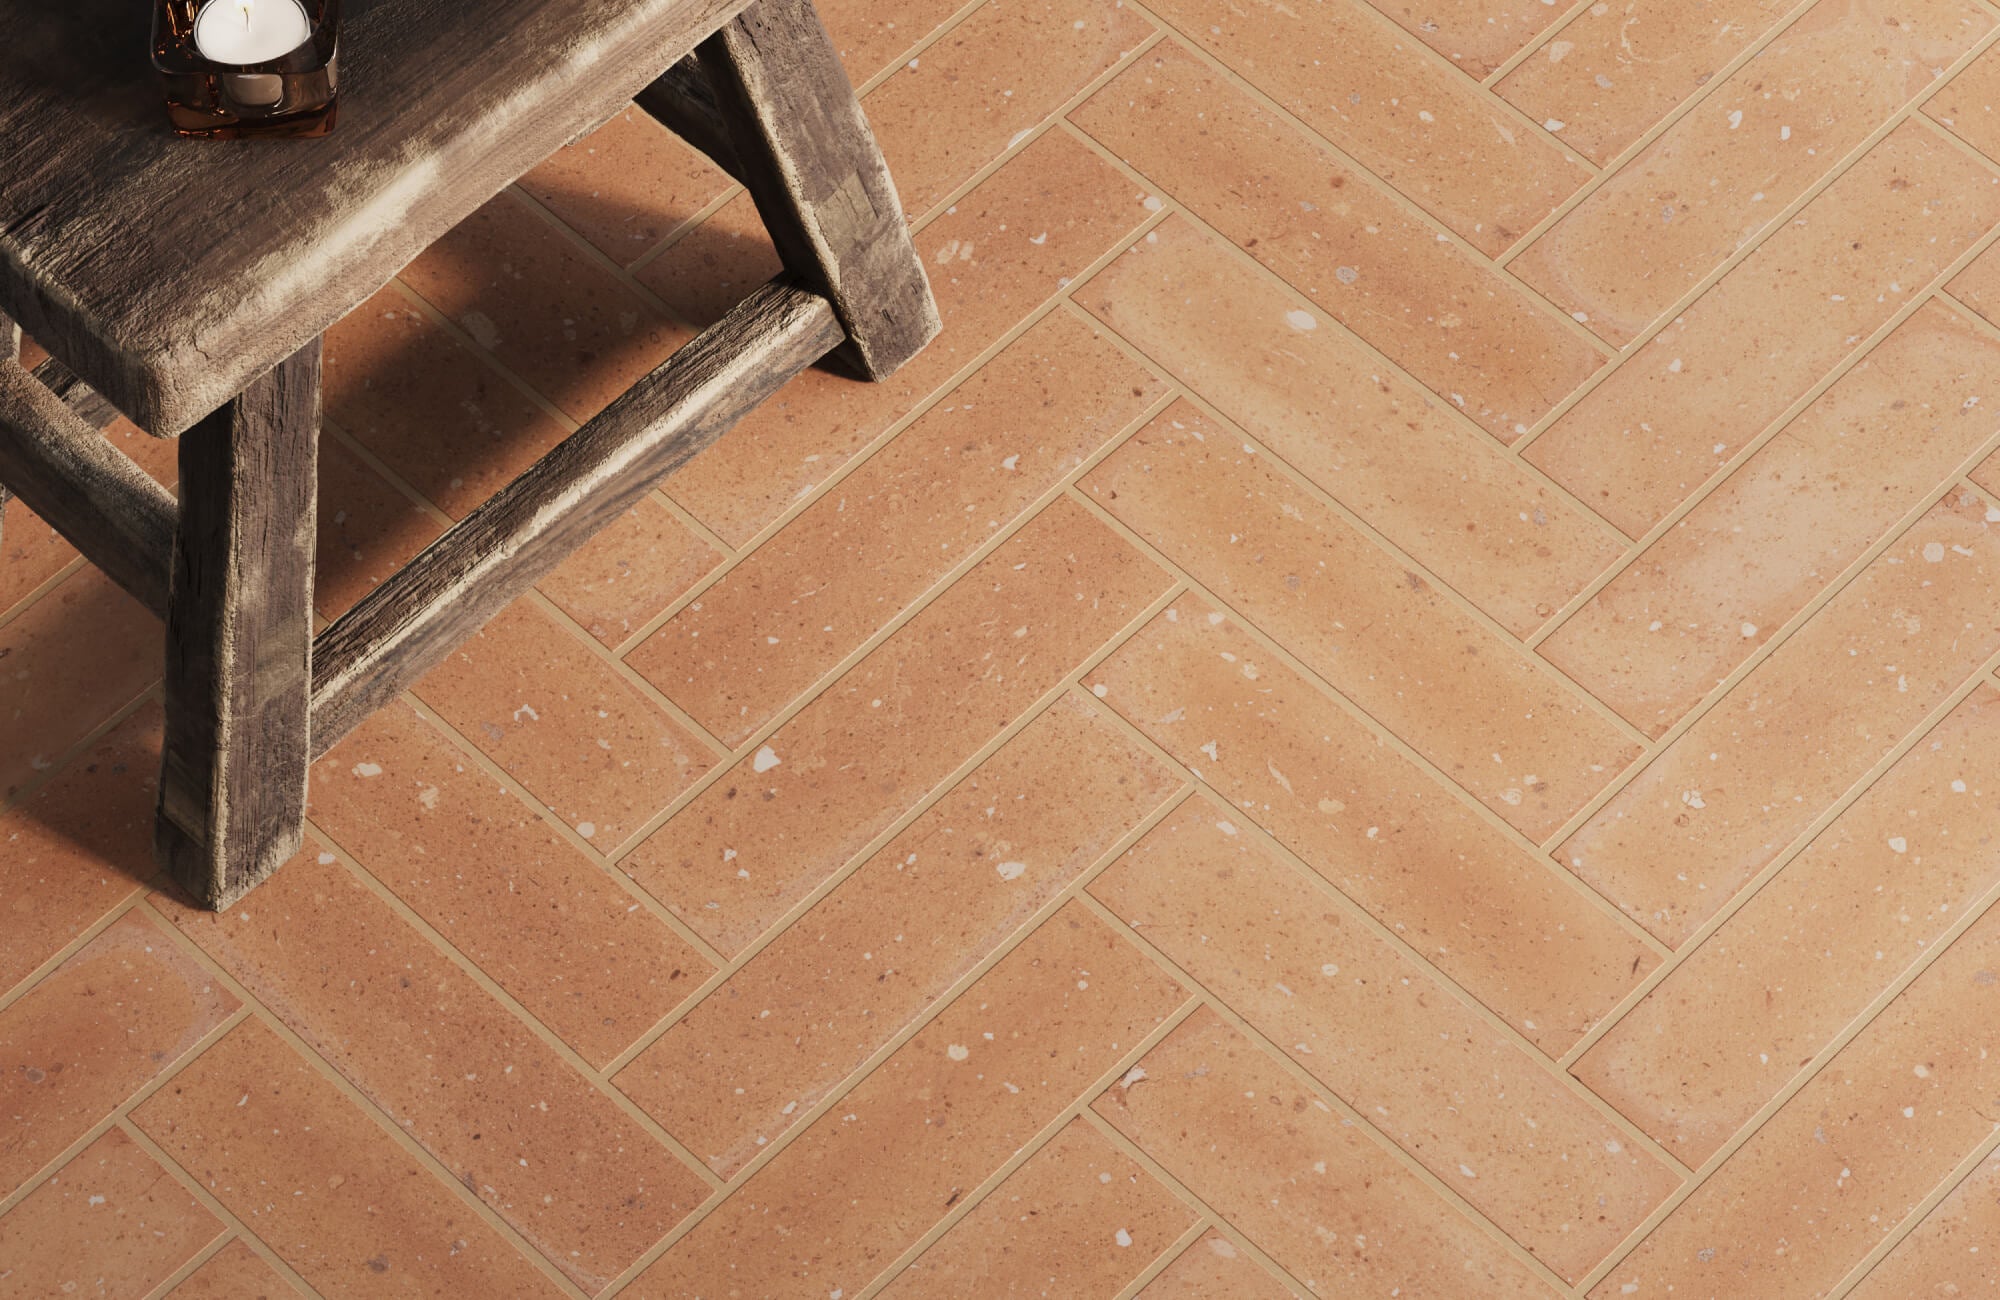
[0,0,938,907]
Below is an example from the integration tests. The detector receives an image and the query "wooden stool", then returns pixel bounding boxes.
[0,0,938,908]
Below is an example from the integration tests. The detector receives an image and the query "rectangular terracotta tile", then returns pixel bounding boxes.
[1515,0,1991,346]
[880,1117,1196,1298]
[1089,603,1654,1053]
[518,109,733,266]
[1563,490,2000,947]
[165,1238,295,1299]
[153,848,708,1294]
[621,497,1170,956]
[1526,123,2000,538]
[627,901,1186,1299]
[135,1019,562,1299]
[1948,226,2000,327]
[1575,685,2000,1163]
[312,435,445,622]
[1070,49,1605,447]
[0,568,160,802]
[0,704,160,997]
[1495,0,1801,164]
[615,697,1180,1175]
[0,911,237,1197]
[1143,0,1590,255]
[1095,807,1678,1281]
[1140,1232,1299,1299]
[647,130,1157,544]
[400,191,695,423]
[1094,1008,1558,1298]
[1592,897,2000,1299]
[1077,215,1618,633]
[535,498,721,649]
[628,309,1165,744]
[1925,41,2000,160]
[0,1128,221,1298]
[1543,300,2000,734]
[1085,403,1638,841]
[412,598,715,851]
[1369,0,1570,76]
[309,700,715,1068]
[1849,1147,2000,1298]
[322,283,569,520]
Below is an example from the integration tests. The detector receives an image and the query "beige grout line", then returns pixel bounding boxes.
[0,887,152,1017]
[597,376,1177,773]
[1574,861,2000,1293]
[0,680,160,827]
[596,199,1180,664]
[849,998,1208,1300]
[590,783,1196,1278]
[1828,1127,2000,1298]
[302,823,727,1193]
[389,691,729,973]
[1107,1217,1223,1300]
[0,551,86,636]
[129,897,598,1300]
[1080,1110,1324,1300]
[1058,482,1670,962]
[596,578,1192,1078]
[120,1125,327,1300]
[1060,291,1655,757]
[1525,454,2000,865]
[1503,24,2000,463]
[1096,23,1618,364]
[1072,892,1585,1299]
[1050,117,1629,545]
[1072,681,1695,1183]
[595,989,1208,1296]
[0,1006,249,1220]
[1559,637,2000,1075]
[1477,0,1599,89]
[522,587,735,761]
[1489,0,1870,272]
[137,1231,260,1300]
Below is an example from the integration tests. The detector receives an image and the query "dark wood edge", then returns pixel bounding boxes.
[634,55,744,182]
[308,276,842,755]
[30,355,124,431]
[0,357,178,616]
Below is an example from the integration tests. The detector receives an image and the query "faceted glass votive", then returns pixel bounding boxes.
[153,0,340,138]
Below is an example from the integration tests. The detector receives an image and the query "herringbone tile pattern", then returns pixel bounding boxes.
[7,0,2000,1294]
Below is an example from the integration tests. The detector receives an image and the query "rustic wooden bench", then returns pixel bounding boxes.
[0,0,938,907]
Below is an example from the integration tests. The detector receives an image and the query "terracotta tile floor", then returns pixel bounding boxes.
[11,0,2000,1294]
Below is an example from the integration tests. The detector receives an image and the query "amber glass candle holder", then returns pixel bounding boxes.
[153,0,340,138]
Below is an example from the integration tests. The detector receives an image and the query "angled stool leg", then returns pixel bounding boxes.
[695,0,940,379]
[155,340,320,909]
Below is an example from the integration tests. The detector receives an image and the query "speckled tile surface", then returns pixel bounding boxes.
[9,1,2000,1293]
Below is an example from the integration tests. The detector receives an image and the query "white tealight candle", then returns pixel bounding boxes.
[192,0,312,65]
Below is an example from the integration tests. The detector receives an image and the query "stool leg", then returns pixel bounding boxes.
[155,339,320,909]
[696,0,940,379]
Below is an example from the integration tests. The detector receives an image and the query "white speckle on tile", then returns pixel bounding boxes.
[1544,117,1565,131]
[753,745,782,772]
[1285,309,1317,331]
[1727,109,1743,129]
[1740,622,1757,638]
[1923,542,1947,562]
[1888,836,1908,853]
[996,860,1027,881]
[1115,1228,1134,1247]
[578,822,596,840]
[946,1044,970,1062]
[352,762,383,778]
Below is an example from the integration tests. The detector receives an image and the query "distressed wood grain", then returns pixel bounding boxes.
[156,341,320,909]
[696,0,939,378]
